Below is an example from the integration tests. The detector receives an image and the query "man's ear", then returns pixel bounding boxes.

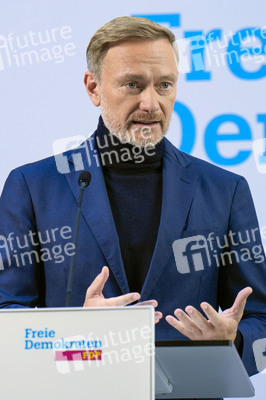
[84,71,101,107]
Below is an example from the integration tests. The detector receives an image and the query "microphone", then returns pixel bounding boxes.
[78,170,91,188]
[65,170,91,307]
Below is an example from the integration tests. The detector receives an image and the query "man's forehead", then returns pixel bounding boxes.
[101,38,177,77]
[103,38,176,63]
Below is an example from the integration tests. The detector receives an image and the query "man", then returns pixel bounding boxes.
[0,16,265,386]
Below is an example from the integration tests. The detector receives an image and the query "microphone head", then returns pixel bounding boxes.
[78,170,91,188]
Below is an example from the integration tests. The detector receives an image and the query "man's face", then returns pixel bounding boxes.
[85,38,178,147]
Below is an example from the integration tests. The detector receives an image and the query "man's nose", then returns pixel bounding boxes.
[139,87,160,113]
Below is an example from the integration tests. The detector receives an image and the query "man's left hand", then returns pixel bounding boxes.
[165,287,252,341]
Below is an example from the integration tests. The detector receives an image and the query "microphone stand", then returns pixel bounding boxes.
[65,172,91,307]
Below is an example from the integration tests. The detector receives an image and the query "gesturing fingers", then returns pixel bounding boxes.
[200,287,253,328]
[165,314,188,336]
[166,287,253,341]
[105,292,141,307]
[83,266,141,307]
[184,306,214,332]
[155,311,163,324]
[166,305,227,340]
[85,266,109,298]
[199,303,223,327]
[135,300,158,308]
[135,299,162,324]
[166,308,204,339]
[229,287,253,320]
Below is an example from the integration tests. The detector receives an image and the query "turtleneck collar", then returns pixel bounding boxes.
[95,116,164,169]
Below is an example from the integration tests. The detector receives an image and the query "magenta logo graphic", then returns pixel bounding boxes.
[55,350,102,361]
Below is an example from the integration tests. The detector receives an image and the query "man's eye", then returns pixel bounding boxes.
[126,82,137,89]
[161,82,171,89]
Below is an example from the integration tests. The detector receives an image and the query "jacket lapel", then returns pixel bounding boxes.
[64,135,130,294]
[63,134,198,298]
[140,139,199,300]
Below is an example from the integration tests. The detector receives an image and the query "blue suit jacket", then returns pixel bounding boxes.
[0,133,265,377]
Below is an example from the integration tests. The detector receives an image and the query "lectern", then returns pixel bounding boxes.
[155,341,254,398]
[0,307,254,399]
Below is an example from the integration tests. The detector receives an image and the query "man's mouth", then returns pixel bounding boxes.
[131,121,160,125]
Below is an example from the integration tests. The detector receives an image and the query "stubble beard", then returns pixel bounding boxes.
[100,97,170,148]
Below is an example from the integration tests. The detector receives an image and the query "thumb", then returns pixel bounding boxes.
[86,266,109,297]
[231,286,253,321]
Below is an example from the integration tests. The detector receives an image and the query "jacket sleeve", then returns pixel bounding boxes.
[0,168,45,308]
[218,176,266,376]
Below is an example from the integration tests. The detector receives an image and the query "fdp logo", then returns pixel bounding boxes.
[172,235,211,274]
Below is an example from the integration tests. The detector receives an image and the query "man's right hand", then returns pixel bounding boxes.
[83,266,141,307]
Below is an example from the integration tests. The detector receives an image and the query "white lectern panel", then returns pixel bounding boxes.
[0,307,154,400]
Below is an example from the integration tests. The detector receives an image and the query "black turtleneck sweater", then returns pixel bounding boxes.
[95,117,163,293]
